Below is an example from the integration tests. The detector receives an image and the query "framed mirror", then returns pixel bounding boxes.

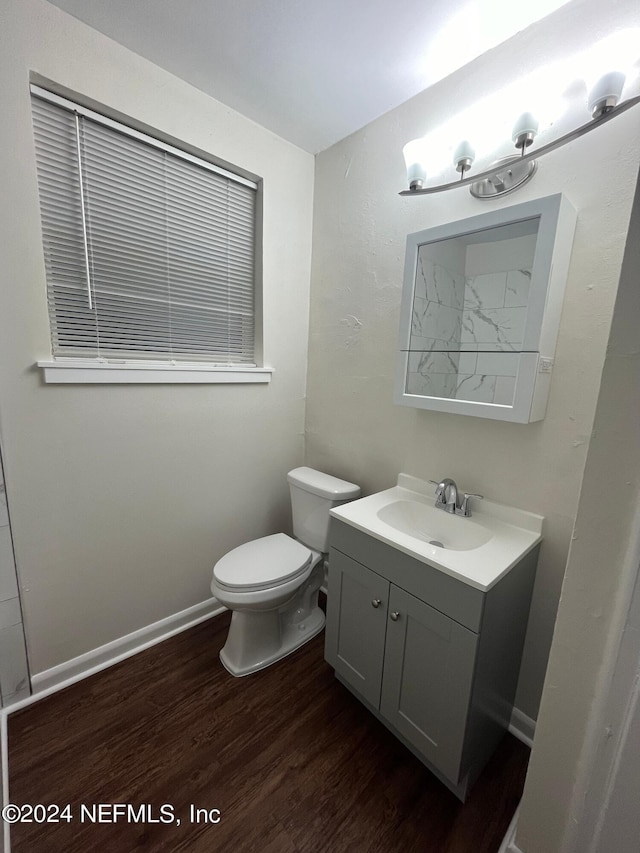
[395,194,577,422]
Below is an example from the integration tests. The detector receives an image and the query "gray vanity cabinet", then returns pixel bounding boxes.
[327,550,389,709]
[325,518,538,800]
[379,585,478,784]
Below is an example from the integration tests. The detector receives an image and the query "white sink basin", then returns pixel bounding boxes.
[376,499,493,551]
[330,474,543,591]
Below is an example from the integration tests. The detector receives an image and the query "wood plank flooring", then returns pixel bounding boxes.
[7,611,529,852]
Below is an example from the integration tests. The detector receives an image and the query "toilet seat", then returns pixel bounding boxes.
[213,532,312,592]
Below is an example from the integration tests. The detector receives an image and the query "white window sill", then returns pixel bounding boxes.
[36,360,273,385]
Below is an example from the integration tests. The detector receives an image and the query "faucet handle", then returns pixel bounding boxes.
[459,492,483,517]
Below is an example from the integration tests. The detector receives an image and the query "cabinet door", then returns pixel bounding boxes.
[380,586,478,783]
[325,550,389,709]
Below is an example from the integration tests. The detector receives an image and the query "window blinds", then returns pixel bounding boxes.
[31,89,258,364]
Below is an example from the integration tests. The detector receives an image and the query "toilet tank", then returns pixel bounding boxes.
[287,467,360,553]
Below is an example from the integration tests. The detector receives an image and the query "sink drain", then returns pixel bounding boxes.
[429,540,445,548]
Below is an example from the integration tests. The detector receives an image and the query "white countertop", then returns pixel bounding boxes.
[330,474,544,592]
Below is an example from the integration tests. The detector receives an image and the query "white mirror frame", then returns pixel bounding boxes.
[394,193,577,423]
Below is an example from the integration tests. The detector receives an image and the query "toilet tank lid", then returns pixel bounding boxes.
[287,467,360,500]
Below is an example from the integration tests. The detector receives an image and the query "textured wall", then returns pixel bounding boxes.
[517,151,640,853]
[306,0,640,719]
[0,0,315,674]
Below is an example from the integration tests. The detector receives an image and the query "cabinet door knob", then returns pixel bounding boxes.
[390,611,400,621]
[371,598,382,608]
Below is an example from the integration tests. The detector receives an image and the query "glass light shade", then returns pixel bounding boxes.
[582,29,640,116]
[511,112,539,148]
[588,70,626,117]
[403,139,428,189]
[453,140,476,172]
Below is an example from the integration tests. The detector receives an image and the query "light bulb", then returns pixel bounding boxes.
[403,138,428,190]
[582,29,640,117]
[453,140,476,173]
[588,71,626,118]
[512,112,539,149]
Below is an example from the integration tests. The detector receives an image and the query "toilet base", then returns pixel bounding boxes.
[219,604,325,677]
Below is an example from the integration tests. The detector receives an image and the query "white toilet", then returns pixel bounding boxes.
[211,467,360,676]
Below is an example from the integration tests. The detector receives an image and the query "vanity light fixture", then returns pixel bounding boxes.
[401,63,640,199]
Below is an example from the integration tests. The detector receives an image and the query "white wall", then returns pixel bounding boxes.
[0,0,315,674]
[515,152,640,853]
[306,0,640,719]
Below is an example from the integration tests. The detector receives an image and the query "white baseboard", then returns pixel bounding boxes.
[498,710,536,853]
[498,805,523,853]
[23,597,225,704]
[509,707,536,748]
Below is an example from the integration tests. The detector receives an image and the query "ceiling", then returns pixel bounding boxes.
[46,0,570,153]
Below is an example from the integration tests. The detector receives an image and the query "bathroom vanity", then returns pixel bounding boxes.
[324,475,542,800]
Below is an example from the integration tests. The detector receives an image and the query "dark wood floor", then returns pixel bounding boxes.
[8,611,528,852]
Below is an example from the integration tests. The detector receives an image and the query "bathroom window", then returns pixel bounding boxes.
[31,86,269,384]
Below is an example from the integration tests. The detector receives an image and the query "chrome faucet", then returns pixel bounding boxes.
[429,478,483,517]
[431,478,459,513]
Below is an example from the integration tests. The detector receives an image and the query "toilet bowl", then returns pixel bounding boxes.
[211,467,360,677]
[211,533,325,676]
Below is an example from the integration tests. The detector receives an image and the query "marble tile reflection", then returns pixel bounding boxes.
[411,298,462,346]
[505,270,531,308]
[461,307,527,350]
[455,374,497,403]
[416,255,465,309]
[406,370,458,399]
[408,253,533,407]
[408,335,460,353]
[475,351,519,376]
[457,352,478,375]
[408,350,460,376]
[494,375,516,405]
[464,272,507,310]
